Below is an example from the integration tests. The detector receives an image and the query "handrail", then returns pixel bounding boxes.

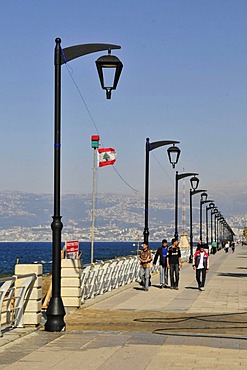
[0,273,37,336]
[80,249,189,305]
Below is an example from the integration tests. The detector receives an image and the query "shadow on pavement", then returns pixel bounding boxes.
[218,272,247,278]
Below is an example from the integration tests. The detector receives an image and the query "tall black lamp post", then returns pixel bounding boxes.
[211,207,218,244]
[144,138,180,245]
[45,38,123,332]
[174,172,199,239]
[211,207,219,244]
[218,216,225,245]
[189,189,206,263]
[205,202,214,247]
[199,192,213,241]
[199,198,213,242]
[215,212,222,245]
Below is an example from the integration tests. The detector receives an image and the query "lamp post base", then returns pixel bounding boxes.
[45,297,66,332]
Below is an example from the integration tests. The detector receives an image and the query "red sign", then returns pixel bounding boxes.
[66,240,79,259]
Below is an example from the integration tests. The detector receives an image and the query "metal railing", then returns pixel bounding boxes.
[80,249,190,304]
[80,255,159,304]
[0,273,36,336]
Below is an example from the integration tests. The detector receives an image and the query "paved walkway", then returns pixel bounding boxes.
[1,244,247,369]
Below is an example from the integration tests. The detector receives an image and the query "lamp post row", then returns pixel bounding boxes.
[143,136,235,256]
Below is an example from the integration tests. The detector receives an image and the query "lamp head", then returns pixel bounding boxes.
[96,50,123,99]
[201,192,207,202]
[190,175,199,190]
[167,144,181,168]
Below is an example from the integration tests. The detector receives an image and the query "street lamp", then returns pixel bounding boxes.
[45,38,123,332]
[174,172,199,239]
[144,138,180,244]
[189,189,206,263]
[205,202,214,247]
[199,192,213,241]
[211,207,218,244]
[218,216,225,245]
[215,212,222,246]
[211,207,219,244]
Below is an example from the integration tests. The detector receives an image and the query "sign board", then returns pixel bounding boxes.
[65,240,79,259]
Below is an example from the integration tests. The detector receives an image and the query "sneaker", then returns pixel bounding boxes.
[160,284,163,289]
[200,287,205,291]
[144,288,149,291]
[175,287,179,290]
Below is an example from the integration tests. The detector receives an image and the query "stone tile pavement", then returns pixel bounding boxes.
[1,244,247,369]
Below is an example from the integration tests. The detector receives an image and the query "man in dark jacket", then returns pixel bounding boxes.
[153,239,168,288]
[167,239,182,289]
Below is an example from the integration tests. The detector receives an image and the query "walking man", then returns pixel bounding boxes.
[167,238,182,289]
[139,243,152,291]
[153,239,168,288]
[193,243,209,291]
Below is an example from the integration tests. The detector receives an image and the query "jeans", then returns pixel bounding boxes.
[139,266,151,289]
[196,268,206,288]
[159,265,168,286]
[170,263,179,288]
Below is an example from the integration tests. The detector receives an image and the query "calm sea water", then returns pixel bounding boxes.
[0,241,161,276]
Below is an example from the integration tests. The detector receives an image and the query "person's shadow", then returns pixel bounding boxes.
[185,286,199,290]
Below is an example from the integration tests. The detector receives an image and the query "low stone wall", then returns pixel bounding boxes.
[14,264,42,325]
[61,259,82,309]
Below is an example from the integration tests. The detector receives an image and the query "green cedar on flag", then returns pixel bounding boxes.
[98,148,117,167]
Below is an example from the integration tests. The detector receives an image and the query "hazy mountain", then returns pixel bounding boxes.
[0,190,246,231]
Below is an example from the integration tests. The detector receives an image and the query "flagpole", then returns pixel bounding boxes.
[91,135,100,264]
[91,147,97,264]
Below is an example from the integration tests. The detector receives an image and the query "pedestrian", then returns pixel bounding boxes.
[167,238,182,290]
[211,241,217,255]
[153,239,169,288]
[139,242,152,291]
[193,243,209,291]
[232,241,235,253]
[224,240,230,253]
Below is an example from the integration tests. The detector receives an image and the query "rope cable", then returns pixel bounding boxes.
[63,59,138,194]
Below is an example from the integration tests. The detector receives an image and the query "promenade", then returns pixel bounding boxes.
[1,244,247,369]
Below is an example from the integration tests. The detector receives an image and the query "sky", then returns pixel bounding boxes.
[0,0,247,214]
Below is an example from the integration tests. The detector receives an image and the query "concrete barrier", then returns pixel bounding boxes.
[14,264,42,326]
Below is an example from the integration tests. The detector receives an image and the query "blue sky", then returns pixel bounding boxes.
[0,1,246,208]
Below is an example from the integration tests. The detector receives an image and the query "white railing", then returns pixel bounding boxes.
[80,254,161,304]
[80,248,190,304]
[0,273,36,336]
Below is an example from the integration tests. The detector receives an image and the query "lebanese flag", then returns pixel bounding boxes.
[98,148,117,167]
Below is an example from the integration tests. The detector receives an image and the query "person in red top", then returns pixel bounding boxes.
[193,244,209,291]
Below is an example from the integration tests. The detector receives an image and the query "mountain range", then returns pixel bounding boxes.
[0,190,246,241]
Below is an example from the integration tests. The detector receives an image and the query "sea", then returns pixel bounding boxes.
[0,241,162,276]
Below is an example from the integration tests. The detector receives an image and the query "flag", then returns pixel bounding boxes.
[98,148,117,167]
